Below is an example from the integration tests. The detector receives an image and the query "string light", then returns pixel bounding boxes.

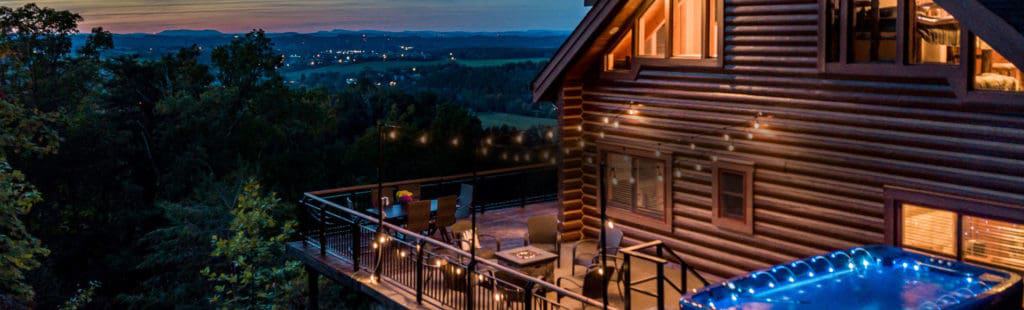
[695,164,702,171]
[450,137,459,147]
[728,144,735,152]
[747,132,754,140]
[690,143,696,150]
[723,134,731,141]
[675,169,682,178]
[710,155,718,162]
[599,131,606,138]
[613,120,620,128]
[388,130,398,140]
[418,133,428,144]
[602,117,610,124]
[546,130,554,140]
[655,149,662,157]
[515,133,524,144]
[611,168,618,185]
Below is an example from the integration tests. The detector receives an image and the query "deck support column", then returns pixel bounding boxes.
[306,265,320,310]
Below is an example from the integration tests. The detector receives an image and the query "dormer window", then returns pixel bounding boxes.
[850,0,898,63]
[605,31,633,71]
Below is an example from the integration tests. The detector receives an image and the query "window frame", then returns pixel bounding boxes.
[884,186,1024,271]
[711,160,754,234]
[602,0,724,77]
[819,0,962,78]
[964,31,1024,101]
[598,145,673,233]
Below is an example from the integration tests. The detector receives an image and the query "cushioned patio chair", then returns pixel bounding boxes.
[522,215,561,267]
[571,227,624,276]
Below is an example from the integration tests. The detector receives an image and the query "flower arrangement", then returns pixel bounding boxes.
[396,190,414,204]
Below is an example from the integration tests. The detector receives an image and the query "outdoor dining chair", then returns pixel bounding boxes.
[556,264,617,309]
[571,227,624,276]
[432,195,458,241]
[405,200,431,235]
[522,215,561,267]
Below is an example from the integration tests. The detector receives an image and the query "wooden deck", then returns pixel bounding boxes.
[291,201,708,309]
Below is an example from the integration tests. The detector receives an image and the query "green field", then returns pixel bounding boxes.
[477,112,556,129]
[283,57,548,80]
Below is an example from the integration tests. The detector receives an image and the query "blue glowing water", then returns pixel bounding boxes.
[681,245,1020,310]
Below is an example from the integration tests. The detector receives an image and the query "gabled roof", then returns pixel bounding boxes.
[532,0,1024,103]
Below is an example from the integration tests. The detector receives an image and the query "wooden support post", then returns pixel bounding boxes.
[623,254,632,310]
[306,265,320,310]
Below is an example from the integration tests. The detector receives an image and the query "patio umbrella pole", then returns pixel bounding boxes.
[599,161,609,310]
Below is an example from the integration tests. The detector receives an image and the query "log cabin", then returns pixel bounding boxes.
[533,0,1024,284]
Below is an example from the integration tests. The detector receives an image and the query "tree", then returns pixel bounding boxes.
[202,180,302,309]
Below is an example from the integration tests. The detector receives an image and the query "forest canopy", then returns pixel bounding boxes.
[0,4,552,308]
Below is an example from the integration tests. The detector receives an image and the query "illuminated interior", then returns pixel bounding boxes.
[605,31,633,71]
[901,204,956,257]
[672,0,702,58]
[638,0,668,57]
[973,36,1023,92]
[851,0,898,62]
[635,159,664,217]
[606,152,665,219]
[963,216,1024,272]
[909,0,959,65]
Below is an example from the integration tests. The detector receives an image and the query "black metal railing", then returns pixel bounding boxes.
[620,240,710,310]
[310,163,558,213]
[301,164,612,310]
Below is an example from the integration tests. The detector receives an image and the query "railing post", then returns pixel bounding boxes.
[656,261,665,310]
[523,281,535,310]
[519,172,526,208]
[623,253,632,310]
[681,260,688,295]
[350,219,360,272]
[465,261,477,310]
[415,241,424,304]
[318,204,327,257]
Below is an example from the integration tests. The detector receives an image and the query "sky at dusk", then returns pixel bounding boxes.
[0,0,589,34]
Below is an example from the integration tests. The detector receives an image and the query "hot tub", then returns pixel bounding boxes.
[681,245,1022,309]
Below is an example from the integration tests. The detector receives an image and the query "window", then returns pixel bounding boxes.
[901,204,957,256]
[888,187,1024,273]
[638,0,669,57]
[962,216,1024,272]
[712,162,753,234]
[825,0,842,62]
[909,0,960,65]
[850,0,898,63]
[605,152,667,220]
[673,0,719,59]
[605,32,633,71]
[973,36,1023,92]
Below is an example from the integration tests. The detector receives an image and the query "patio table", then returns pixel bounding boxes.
[366,199,438,223]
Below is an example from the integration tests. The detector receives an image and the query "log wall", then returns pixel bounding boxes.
[567,0,1024,281]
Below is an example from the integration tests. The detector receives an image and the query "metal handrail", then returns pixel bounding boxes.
[309,163,554,197]
[304,192,613,309]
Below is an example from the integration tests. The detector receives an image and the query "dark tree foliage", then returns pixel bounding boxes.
[0,5,550,308]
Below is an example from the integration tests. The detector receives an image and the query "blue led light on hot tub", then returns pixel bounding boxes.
[680,245,1022,310]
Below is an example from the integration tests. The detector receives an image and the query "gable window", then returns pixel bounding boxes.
[638,0,669,57]
[909,0,960,65]
[673,0,719,59]
[973,36,1022,92]
[850,0,898,63]
[711,162,753,234]
[605,31,634,71]
[605,152,666,220]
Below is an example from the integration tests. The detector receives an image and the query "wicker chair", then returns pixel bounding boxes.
[522,215,561,267]
[571,227,624,275]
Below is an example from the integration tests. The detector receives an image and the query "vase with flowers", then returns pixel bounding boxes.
[396,190,415,204]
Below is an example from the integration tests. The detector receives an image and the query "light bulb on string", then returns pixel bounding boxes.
[613,120,620,128]
[695,164,702,171]
[710,155,718,162]
[418,133,428,144]
[501,152,508,160]
[723,134,730,141]
[599,131,606,139]
[450,137,460,147]
[657,166,664,181]
[753,121,761,129]
[610,168,618,185]
[485,137,493,145]
[602,117,610,124]
[388,129,398,140]
[524,153,531,161]
[607,220,615,229]
[515,133,524,144]
[675,169,683,178]
[577,125,583,132]
[655,149,662,157]
[546,130,554,140]
[629,176,635,184]
[747,132,754,140]
[728,144,735,152]
[690,143,696,150]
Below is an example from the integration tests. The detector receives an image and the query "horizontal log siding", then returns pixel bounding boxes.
[560,82,585,242]
[566,0,1024,281]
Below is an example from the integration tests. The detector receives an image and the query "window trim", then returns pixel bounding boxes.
[819,0,962,78]
[711,160,754,234]
[598,145,673,233]
[884,186,1024,270]
[602,0,724,78]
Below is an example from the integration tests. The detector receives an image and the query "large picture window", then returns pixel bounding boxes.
[638,0,669,57]
[850,0,898,63]
[605,152,666,220]
[909,0,960,65]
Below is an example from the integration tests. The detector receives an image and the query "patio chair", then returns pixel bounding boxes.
[405,200,431,235]
[432,195,458,241]
[450,184,474,237]
[522,215,561,267]
[571,227,624,276]
[556,264,617,309]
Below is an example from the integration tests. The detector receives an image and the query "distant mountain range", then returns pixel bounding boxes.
[113,29,571,38]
